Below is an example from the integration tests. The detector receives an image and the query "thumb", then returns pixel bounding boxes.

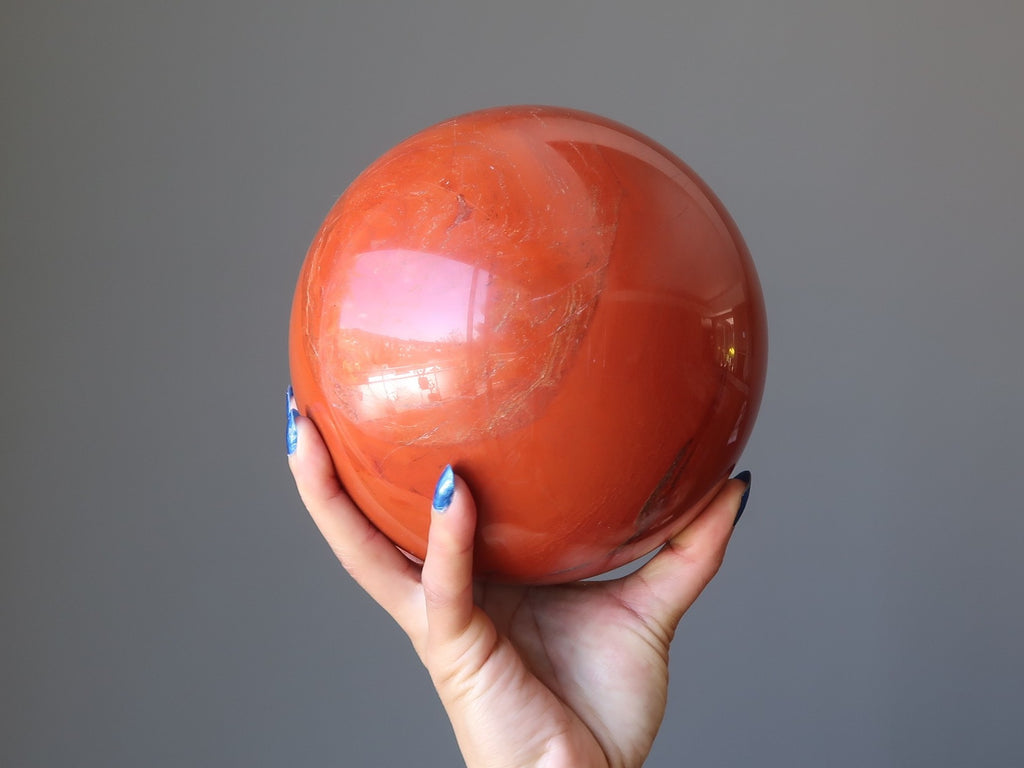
[623,472,752,632]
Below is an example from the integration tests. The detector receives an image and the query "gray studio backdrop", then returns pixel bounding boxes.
[3,2,1022,766]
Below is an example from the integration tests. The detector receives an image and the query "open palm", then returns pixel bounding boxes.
[289,409,748,768]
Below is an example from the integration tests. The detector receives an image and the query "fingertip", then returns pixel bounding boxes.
[286,409,348,510]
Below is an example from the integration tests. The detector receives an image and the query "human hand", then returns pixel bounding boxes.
[287,396,750,768]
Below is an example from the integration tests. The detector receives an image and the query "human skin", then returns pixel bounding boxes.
[287,404,750,768]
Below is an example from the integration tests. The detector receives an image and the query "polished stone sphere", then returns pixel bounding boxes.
[289,105,767,583]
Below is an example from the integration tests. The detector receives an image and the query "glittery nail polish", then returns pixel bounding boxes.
[432,465,455,512]
[286,386,299,456]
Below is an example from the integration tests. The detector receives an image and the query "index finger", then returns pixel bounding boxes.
[288,400,423,633]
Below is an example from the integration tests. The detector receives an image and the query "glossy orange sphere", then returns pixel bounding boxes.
[290,105,766,583]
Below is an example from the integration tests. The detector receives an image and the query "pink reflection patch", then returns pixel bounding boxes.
[338,249,488,343]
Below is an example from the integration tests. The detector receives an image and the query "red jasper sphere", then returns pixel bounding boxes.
[289,105,767,583]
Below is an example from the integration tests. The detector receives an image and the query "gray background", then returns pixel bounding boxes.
[3,1,1022,766]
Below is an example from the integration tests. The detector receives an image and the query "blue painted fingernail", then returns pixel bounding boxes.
[432,465,455,512]
[286,386,299,456]
[732,470,751,527]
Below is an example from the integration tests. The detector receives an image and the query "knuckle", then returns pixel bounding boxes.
[420,574,454,609]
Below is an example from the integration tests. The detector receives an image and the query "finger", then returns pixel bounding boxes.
[621,472,752,633]
[420,466,478,645]
[287,396,421,629]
